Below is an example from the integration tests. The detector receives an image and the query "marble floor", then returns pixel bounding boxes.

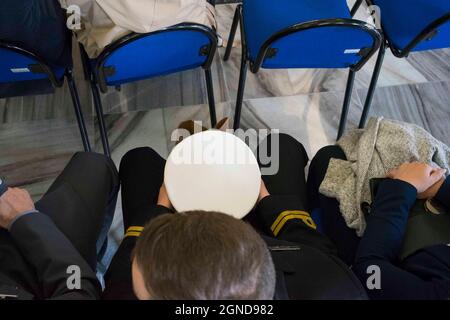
[1,2,449,268]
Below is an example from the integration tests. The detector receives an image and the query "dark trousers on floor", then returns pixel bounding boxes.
[0,152,119,284]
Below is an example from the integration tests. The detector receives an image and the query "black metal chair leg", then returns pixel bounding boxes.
[234,58,249,130]
[204,69,217,127]
[79,44,92,82]
[90,82,111,157]
[350,0,364,17]
[66,71,91,152]
[337,69,356,140]
[224,5,241,61]
[358,41,386,128]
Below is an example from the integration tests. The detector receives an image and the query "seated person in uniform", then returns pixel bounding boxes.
[102,133,367,300]
[0,153,119,300]
[0,0,72,67]
[59,0,217,58]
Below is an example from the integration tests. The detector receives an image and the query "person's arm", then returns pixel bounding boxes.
[0,188,100,300]
[353,163,449,300]
[253,181,338,254]
[255,195,316,237]
[10,213,101,300]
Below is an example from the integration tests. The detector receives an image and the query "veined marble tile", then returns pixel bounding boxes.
[356,81,450,146]
[0,117,94,200]
[0,43,94,124]
[0,82,92,125]
[218,0,430,103]
[232,90,363,157]
[406,49,450,83]
[95,108,169,164]
[162,102,233,151]
[99,53,229,115]
[220,45,428,103]
[94,108,169,252]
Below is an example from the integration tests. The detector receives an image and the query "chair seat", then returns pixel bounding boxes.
[244,0,350,60]
[0,47,65,84]
[243,0,376,69]
[98,28,212,87]
[372,0,450,52]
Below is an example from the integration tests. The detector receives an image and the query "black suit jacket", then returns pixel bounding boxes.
[0,213,100,300]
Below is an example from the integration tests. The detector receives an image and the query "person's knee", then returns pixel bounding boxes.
[71,152,119,183]
[309,145,345,182]
[71,152,113,169]
[312,146,345,166]
[119,147,164,180]
[120,147,159,169]
[264,133,307,156]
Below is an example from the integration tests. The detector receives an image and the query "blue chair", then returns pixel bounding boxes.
[0,41,91,152]
[81,23,219,157]
[224,0,382,139]
[352,0,450,128]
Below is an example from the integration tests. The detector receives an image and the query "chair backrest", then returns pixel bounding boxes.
[95,24,217,92]
[410,16,450,53]
[0,42,65,85]
[369,0,450,54]
[255,19,381,71]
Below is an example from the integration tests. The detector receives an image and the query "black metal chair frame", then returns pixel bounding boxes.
[80,23,219,157]
[224,4,382,140]
[351,0,450,128]
[0,40,91,152]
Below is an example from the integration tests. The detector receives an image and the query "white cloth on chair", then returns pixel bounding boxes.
[60,0,217,57]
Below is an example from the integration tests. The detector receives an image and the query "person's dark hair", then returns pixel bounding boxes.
[133,211,276,300]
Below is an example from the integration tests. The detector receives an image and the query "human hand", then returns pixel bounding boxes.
[418,176,446,200]
[0,188,35,229]
[386,162,447,195]
[157,184,173,209]
[258,179,270,203]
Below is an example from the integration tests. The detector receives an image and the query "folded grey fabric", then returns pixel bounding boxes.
[319,117,450,236]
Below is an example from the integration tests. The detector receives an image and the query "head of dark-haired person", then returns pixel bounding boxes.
[132,211,276,300]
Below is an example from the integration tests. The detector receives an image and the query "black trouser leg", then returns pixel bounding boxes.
[35,152,119,269]
[119,147,166,230]
[307,146,360,266]
[259,133,309,202]
[102,147,166,300]
[246,134,310,230]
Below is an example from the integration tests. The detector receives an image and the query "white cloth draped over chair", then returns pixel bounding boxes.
[59,0,217,57]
